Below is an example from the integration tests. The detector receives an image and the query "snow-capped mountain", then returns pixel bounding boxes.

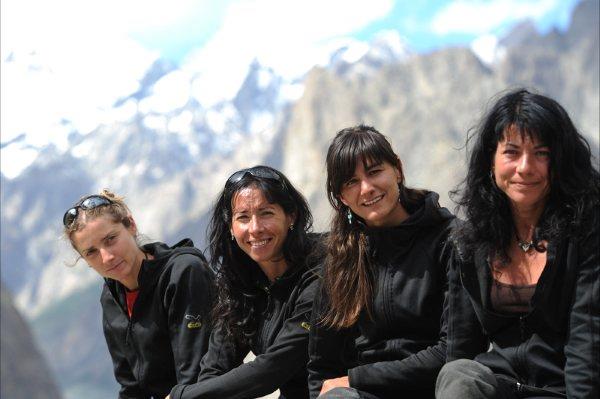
[328,30,412,77]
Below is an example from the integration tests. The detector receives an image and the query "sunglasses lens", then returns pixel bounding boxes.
[80,196,111,210]
[226,170,247,186]
[63,208,78,226]
[226,167,282,186]
[63,195,112,226]
[250,168,279,180]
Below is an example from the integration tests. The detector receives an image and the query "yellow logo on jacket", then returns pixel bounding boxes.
[185,314,202,329]
[301,321,311,331]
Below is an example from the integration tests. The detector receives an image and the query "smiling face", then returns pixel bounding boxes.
[493,128,551,211]
[71,215,144,290]
[230,186,295,279]
[339,160,407,227]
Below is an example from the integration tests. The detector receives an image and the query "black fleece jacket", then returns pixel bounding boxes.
[102,239,214,399]
[169,257,322,399]
[308,191,456,399]
[446,209,600,398]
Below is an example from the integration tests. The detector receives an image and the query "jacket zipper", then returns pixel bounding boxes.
[258,285,272,351]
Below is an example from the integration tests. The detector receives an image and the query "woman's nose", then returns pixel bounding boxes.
[248,215,264,233]
[100,247,114,264]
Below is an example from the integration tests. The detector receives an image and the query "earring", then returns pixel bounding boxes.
[230,233,235,241]
[289,223,294,231]
[490,170,497,188]
[346,208,353,224]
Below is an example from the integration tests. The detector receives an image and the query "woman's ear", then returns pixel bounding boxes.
[338,194,349,207]
[395,157,404,184]
[126,215,138,236]
[286,212,297,228]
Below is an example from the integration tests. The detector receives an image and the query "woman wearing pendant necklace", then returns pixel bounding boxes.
[63,189,214,398]
[436,89,600,398]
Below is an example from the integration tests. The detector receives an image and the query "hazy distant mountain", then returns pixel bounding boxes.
[1,284,62,399]
[0,1,597,398]
[278,0,598,229]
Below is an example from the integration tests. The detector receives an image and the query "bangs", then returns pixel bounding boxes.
[329,130,397,194]
[227,177,294,216]
[493,99,557,148]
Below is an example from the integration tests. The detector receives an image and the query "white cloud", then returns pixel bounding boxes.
[182,0,393,106]
[431,0,558,35]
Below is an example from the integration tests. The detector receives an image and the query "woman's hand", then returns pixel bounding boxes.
[320,376,350,394]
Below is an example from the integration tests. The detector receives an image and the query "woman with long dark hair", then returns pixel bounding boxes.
[437,89,599,398]
[308,125,457,398]
[169,165,322,399]
[63,189,214,399]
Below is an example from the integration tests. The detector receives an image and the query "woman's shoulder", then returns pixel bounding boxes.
[150,239,213,280]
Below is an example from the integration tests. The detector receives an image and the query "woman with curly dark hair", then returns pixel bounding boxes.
[168,165,322,399]
[437,89,599,398]
[308,125,457,399]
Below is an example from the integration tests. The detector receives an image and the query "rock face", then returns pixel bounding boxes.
[1,284,62,399]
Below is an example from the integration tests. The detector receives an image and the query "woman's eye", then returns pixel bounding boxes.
[536,150,551,158]
[345,179,357,187]
[85,249,97,257]
[235,215,249,222]
[369,168,382,175]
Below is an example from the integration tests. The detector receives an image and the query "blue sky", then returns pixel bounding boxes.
[128,0,580,64]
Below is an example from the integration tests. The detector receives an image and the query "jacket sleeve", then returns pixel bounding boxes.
[164,253,215,385]
[564,219,600,398]
[445,246,488,362]
[307,282,358,399]
[102,315,150,399]
[169,270,318,399]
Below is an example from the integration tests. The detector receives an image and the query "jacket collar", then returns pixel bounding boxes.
[105,238,198,295]
[365,191,454,254]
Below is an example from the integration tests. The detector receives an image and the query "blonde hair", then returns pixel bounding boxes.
[63,189,132,250]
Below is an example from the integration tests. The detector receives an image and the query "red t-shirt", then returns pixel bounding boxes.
[125,290,139,318]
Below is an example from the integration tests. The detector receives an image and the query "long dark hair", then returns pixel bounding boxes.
[452,88,599,262]
[323,125,424,329]
[208,165,313,344]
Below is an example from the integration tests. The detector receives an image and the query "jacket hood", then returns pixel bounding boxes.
[365,191,454,259]
[105,238,203,292]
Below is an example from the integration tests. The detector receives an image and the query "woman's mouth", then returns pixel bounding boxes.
[106,261,124,272]
[249,238,271,248]
[363,195,384,206]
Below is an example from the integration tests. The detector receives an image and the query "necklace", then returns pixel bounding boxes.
[515,231,534,252]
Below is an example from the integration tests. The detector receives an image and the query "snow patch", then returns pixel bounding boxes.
[71,139,94,159]
[471,34,506,65]
[0,142,39,179]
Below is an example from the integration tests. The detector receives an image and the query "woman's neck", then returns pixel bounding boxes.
[258,258,288,283]
[121,249,149,291]
[511,203,544,241]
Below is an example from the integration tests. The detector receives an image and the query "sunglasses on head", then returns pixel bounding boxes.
[63,195,113,227]
[225,167,284,187]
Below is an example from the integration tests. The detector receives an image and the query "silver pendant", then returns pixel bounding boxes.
[518,241,534,252]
